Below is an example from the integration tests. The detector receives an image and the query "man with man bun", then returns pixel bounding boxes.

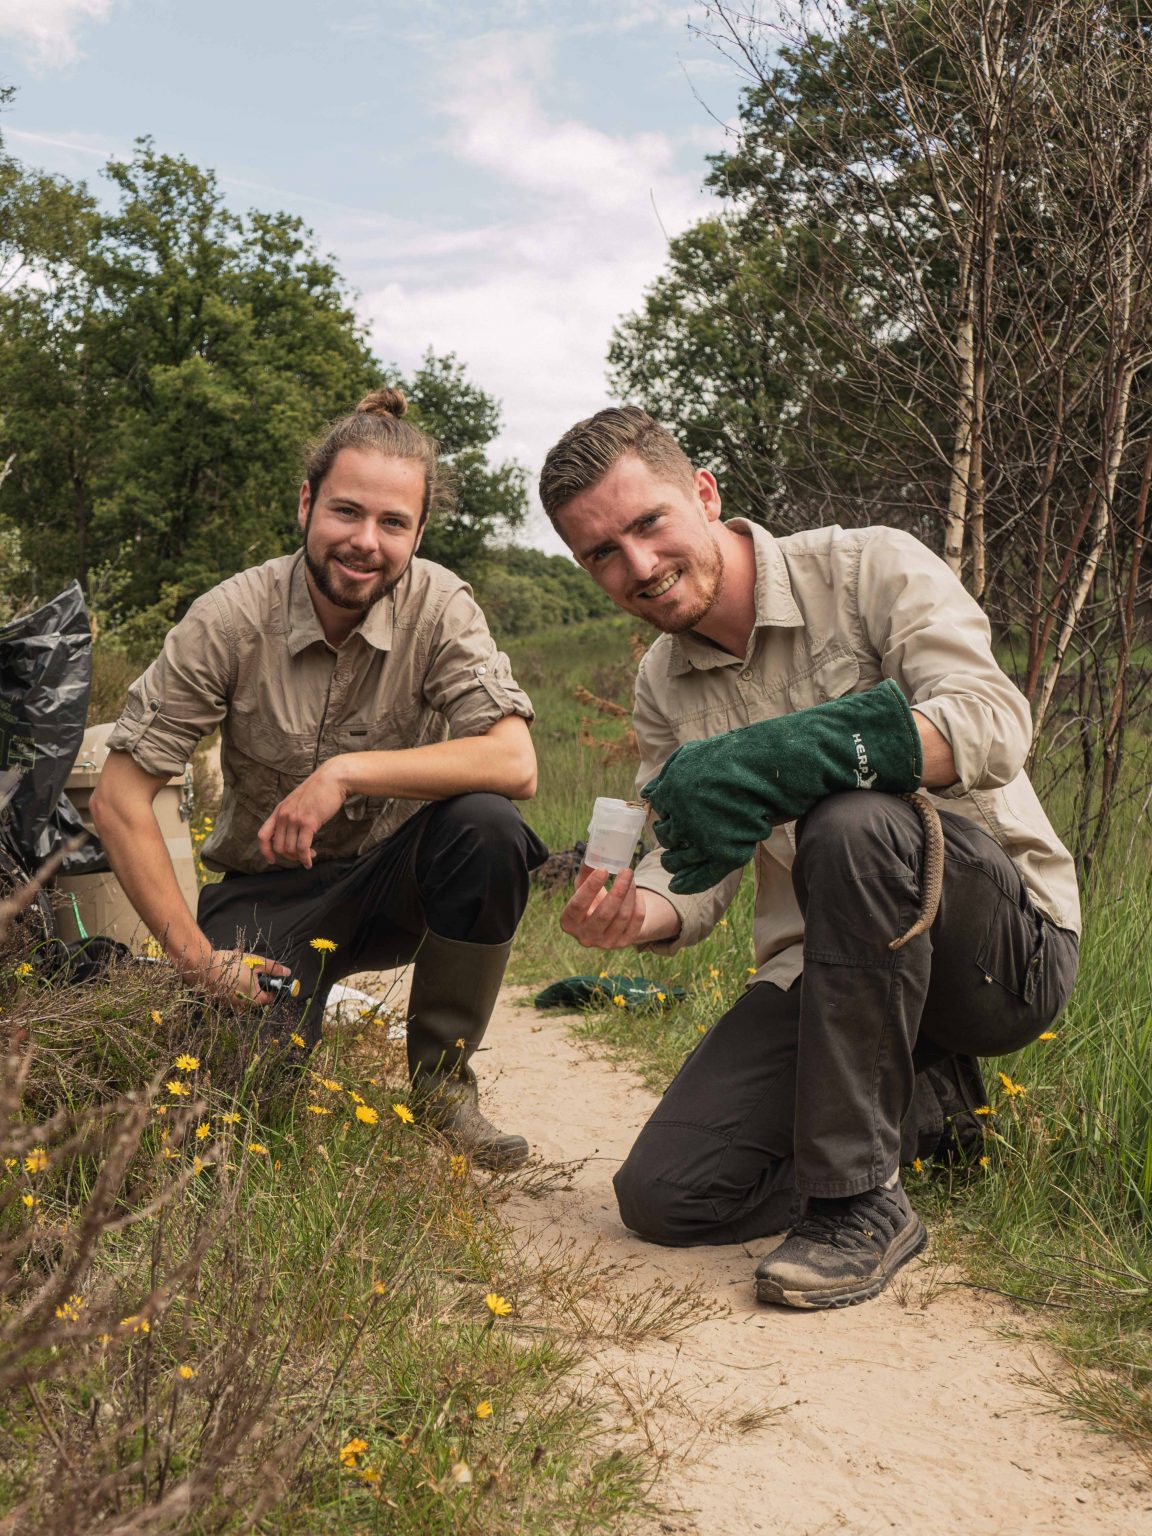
[540,405,1079,1309]
[92,389,545,1167]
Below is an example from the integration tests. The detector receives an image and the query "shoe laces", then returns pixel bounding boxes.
[790,1191,897,1251]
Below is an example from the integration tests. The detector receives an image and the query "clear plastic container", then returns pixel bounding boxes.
[584,797,648,875]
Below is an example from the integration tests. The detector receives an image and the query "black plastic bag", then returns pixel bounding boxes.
[0,582,106,873]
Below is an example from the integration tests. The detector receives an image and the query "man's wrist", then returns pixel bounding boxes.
[636,887,683,945]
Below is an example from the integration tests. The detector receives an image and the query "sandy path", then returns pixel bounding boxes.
[467,987,1152,1536]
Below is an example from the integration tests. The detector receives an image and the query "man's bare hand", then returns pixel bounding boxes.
[258,761,346,868]
[560,866,648,950]
[185,947,292,1008]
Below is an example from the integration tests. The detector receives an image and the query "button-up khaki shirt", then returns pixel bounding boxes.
[632,521,1080,987]
[106,551,534,874]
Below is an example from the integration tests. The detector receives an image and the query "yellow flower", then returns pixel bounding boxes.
[318,1077,342,1093]
[339,1437,368,1466]
[708,966,720,980]
[150,1009,163,1026]
[3,1157,15,1168]
[973,1105,995,1116]
[450,1153,468,1178]
[912,1158,924,1174]
[696,1023,707,1034]
[24,1148,48,1174]
[997,1072,1026,1097]
[372,1280,387,1295]
[242,953,266,969]
[598,970,609,979]
[612,994,626,1008]
[746,966,757,976]
[120,1315,150,1334]
[717,917,728,927]
[191,1156,205,1175]
[174,1054,199,1072]
[306,1104,331,1116]
[289,1033,307,1049]
[656,991,666,1003]
[355,1104,379,1126]
[391,1102,414,1125]
[475,1400,493,1419]
[349,1090,366,1105]
[14,962,33,978]
[248,1142,268,1155]
[484,1293,512,1317]
[166,1080,190,1097]
[21,1193,36,1208]
[309,937,338,953]
[55,1294,83,1321]
[143,936,164,959]
[454,1036,465,1049]
[979,1155,990,1169]
[220,1111,241,1125]
[358,1466,382,1484]
[177,1364,197,1380]
[195,1122,211,1140]
[1038,1031,1057,1041]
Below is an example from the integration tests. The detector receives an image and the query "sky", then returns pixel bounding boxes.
[0,0,744,556]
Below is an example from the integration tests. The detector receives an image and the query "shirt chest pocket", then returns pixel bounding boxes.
[223,714,314,812]
[785,650,861,711]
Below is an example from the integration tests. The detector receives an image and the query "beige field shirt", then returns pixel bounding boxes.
[106,551,534,874]
[632,521,1080,987]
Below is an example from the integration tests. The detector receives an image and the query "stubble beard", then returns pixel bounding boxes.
[633,543,725,635]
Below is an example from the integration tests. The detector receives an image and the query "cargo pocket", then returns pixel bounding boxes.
[975,895,1047,1003]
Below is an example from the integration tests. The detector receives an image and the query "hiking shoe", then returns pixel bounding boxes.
[420,1070,529,1172]
[754,1183,927,1310]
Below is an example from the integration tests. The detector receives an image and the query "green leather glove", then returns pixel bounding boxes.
[641,679,923,894]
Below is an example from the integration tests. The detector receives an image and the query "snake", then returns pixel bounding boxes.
[888,791,945,951]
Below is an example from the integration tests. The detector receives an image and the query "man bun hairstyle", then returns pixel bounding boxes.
[539,404,695,525]
[305,386,442,525]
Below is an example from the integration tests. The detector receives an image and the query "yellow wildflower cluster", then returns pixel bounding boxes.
[339,1436,368,1468]
[55,1294,84,1322]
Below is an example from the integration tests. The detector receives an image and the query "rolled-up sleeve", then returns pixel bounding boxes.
[858,529,1033,792]
[630,659,742,954]
[422,587,534,739]
[104,593,233,776]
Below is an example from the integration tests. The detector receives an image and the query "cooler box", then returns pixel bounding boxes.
[54,722,199,952]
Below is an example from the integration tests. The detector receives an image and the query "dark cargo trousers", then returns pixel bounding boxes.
[614,792,1079,1246]
[197,792,547,1071]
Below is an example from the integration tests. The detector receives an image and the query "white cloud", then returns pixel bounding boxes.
[0,0,112,71]
[327,27,722,554]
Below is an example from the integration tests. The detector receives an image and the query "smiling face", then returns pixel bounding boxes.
[298,446,427,636]
[554,452,725,634]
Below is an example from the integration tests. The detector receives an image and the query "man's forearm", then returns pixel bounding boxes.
[91,767,210,975]
[331,717,536,802]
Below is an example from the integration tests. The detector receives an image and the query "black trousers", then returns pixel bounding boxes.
[614,792,1079,1246]
[197,793,547,1054]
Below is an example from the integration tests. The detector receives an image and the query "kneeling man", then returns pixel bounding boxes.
[541,405,1079,1307]
[93,389,545,1167]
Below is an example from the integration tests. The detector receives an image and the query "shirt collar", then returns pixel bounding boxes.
[284,550,396,657]
[666,518,804,676]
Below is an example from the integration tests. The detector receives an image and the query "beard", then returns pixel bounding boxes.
[631,542,724,635]
[303,516,411,614]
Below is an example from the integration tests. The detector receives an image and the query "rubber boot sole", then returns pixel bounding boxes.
[755,1213,929,1310]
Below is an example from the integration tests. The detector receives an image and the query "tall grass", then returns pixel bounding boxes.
[0,951,652,1532]
[507,616,1152,1462]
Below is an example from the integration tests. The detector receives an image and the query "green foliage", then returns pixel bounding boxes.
[402,351,528,577]
[0,137,527,628]
[473,546,616,640]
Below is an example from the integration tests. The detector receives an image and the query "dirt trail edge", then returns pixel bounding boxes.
[479,987,1151,1536]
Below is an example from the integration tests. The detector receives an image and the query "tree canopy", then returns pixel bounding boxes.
[0,133,527,650]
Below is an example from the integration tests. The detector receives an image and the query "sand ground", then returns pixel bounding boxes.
[466,986,1151,1536]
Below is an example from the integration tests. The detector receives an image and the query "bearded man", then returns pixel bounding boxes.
[92,389,545,1167]
[542,405,1079,1309]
